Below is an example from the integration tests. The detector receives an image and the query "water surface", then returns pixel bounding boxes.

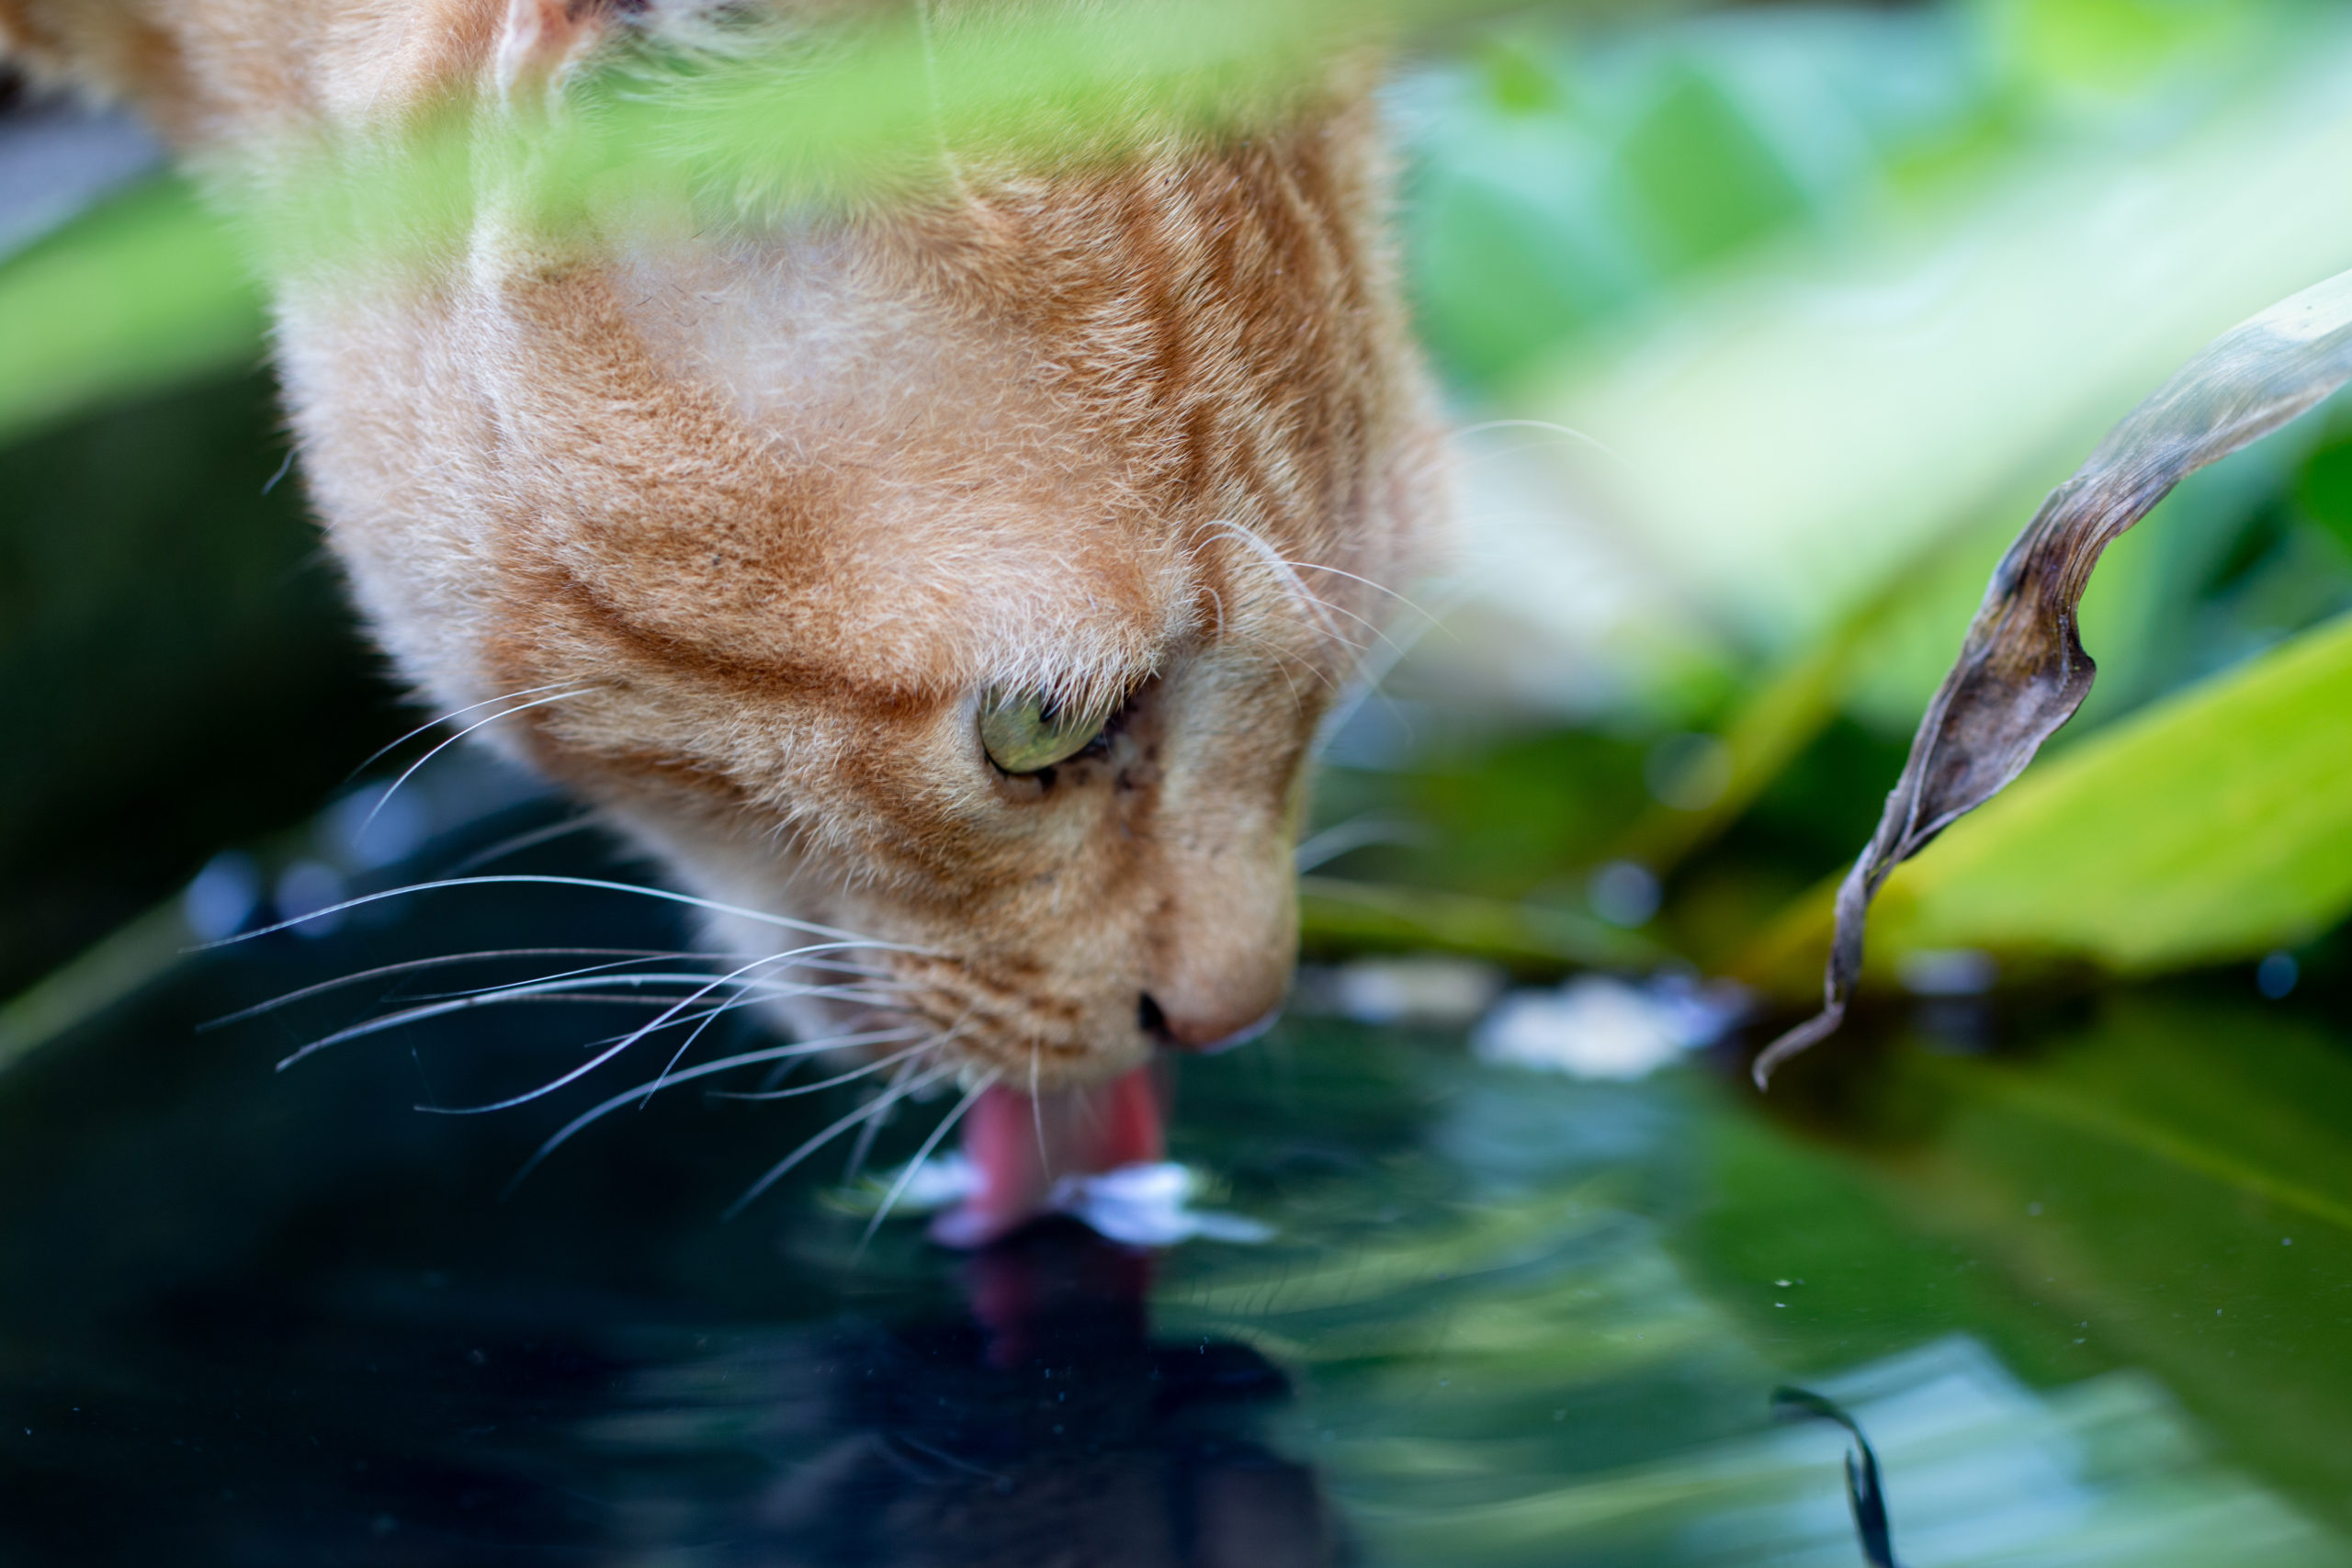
[2,812,2348,1565]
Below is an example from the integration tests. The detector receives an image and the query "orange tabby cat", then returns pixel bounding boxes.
[1,0,1446,1243]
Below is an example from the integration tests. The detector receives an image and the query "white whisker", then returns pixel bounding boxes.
[201,947,697,1030]
[701,1036,932,1104]
[501,1028,930,1193]
[571,941,898,1115]
[358,686,599,840]
[197,874,918,952]
[1293,815,1429,872]
[548,993,904,1061]
[723,1056,957,1221]
[1279,558,1441,629]
[448,812,607,873]
[1030,1043,1049,1177]
[277,991,693,1071]
[411,963,906,1006]
[631,957,906,1111]
[431,1024,922,1123]
[272,949,893,1071]
[344,681,583,783]
[858,1070,997,1253]
[1198,518,1375,653]
[842,1056,917,1184]
[1453,416,1619,457]
[388,943,885,1113]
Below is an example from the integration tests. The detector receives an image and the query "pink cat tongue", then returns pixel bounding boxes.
[931,1066,1166,1249]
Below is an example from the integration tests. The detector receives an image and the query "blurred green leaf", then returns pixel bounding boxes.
[2002,0,2245,97]
[2294,425,2352,556]
[0,177,263,446]
[1614,64,1810,278]
[1616,561,1927,877]
[1297,874,1661,971]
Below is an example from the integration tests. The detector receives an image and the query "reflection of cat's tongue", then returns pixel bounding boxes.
[932,1066,1166,1249]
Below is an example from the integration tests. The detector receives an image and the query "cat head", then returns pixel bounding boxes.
[9,0,1448,1097]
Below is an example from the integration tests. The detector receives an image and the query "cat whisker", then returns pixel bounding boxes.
[858,1068,998,1254]
[579,941,909,1114]
[1277,558,1442,631]
[1275,579,1393,651]
[1294,815,1429,872]
[1196,518,1376,655]
[1218,623,1340,700]
[1309,618,1436,761]
[397,962,766,1006]
[840,1008,974,1191]
[342,681,585,784]
[700,1036,933,1105]
[758,1048,808,1092]
[278,986,862,1080]
[357,685,601,840]
[400,977,904,1017]
[421,1002,919,1117]
[201,946,702,1031]
[629,959,913,1111]
[1453,417,1623,462]
[277,990,702,1072]
[500,1028,932,1193]
[639,997,756,1110]
[448,811,607,872]
[543,987,917,1062]
[403,948,903,1007]
[1259,566,1406,657]
[723,1055,960,1221]
[198,874,921,953]
[841,1055,919,1185]
[270,942,897,1070]
[1026,1043,1055,1177]
[381,942,893,1111]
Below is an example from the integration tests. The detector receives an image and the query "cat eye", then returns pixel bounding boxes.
[978,690,1110,774]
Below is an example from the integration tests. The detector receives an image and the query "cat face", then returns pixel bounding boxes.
[275,112,1445,1094]
[2,0,1446,1231]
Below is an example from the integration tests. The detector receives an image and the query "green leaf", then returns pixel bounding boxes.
[0,178,264,446]
[1297,875,1662,972]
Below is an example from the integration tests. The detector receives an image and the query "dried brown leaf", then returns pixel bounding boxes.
[1756,269,2352,1088]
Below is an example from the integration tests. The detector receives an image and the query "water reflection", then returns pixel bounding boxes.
[585,1223,1332,1566]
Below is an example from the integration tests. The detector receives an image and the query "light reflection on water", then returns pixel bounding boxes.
[0,813,2348,1564]
[1163,1019,2352,1567]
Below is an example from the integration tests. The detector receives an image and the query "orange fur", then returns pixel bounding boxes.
[7,0,1447,1087]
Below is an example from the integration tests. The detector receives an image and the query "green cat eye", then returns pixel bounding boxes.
[978,690,1109,774]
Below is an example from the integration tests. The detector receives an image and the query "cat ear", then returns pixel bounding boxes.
[493,0,629,105]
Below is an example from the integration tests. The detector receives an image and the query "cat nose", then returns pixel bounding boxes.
[1138,991,1285,1055]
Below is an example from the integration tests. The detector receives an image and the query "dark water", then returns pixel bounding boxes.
[3,807,2351,1565]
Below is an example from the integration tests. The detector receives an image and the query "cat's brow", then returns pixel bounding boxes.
[543,553,1177,712]
[543,568,887,702]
